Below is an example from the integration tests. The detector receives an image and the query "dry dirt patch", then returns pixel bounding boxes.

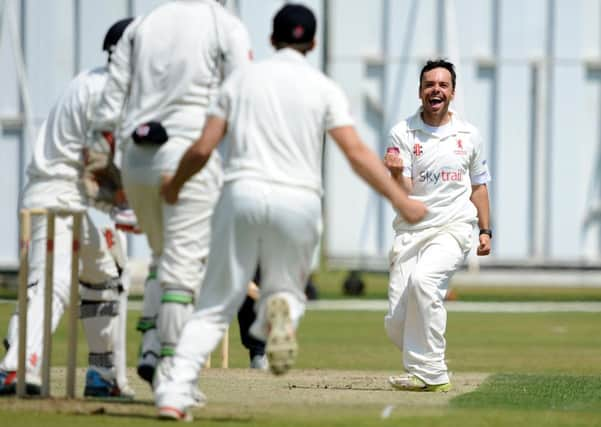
[0,368,488,419]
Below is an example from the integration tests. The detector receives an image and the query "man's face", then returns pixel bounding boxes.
[419,67,455,116]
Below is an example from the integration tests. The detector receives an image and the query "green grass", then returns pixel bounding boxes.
[1,304,601,373]
[2,301,601,425]
[453,374,601,411]
[4,268,601,302]
[311,269,601,301]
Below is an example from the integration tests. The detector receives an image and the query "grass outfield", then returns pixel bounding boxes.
[312,269,601,301]
[4,268,601,302]
[0,303,600,425]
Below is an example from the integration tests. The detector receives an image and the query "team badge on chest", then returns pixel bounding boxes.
[454,138,467,155]
[413,143,423,156]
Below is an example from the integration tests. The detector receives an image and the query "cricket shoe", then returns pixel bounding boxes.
[137,350,158,387]
[156,388,204,421]
[388,373,451,392]
[249,354,269,371]
[83,369,122,398]
[117,383,136,400]
[190,388,207,408]
[265,296,298,376]
[0,369,41,396]
[158,405,193,422]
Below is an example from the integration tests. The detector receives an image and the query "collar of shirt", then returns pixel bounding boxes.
[406,107,471,137]
[273,47,308,64]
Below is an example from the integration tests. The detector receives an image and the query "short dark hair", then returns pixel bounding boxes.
[272,40,314,54]
[419,59,456,89]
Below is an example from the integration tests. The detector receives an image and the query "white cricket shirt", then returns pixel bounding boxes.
[27,67,107,182]
[93,0,252,144]
[208,48,354,194]
[389,109,491,232]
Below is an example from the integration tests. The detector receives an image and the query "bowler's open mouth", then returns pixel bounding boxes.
[429,97,443,108]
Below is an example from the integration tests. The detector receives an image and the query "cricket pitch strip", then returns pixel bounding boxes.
[0,368,488,420]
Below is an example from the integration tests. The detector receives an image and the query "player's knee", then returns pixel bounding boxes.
[80,293,119,357]
[80,299,119,320]
[158,288,195,355]
[79,278,122,317]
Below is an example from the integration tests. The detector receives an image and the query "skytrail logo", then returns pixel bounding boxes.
[418,169,464,184]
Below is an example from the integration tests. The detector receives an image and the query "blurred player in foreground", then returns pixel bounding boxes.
[0,18,137,398]
[384,59,491,392]
[90,0,253,388]
[154,3,426,420]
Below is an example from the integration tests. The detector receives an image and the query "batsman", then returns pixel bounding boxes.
[0,18,139,398]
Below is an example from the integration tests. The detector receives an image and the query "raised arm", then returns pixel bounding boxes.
[384,147,413,194]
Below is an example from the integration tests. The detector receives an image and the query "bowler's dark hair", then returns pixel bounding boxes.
[272,40,314,54]
[419,59,456,89]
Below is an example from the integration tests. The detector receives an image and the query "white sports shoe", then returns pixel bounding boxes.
[156,388,203,421]
[388,373,451,392]
[265,296,298,376]
[249,354,269,371]
[190,388,207,408]
[158,405,193,422]
[118,383,136,400]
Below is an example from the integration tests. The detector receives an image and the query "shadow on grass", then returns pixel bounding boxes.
[76,410,253,423]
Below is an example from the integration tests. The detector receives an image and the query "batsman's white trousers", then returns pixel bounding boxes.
[385,222,473,385]
[0,179,119,376]
[121,137,222,294]
[154,179,321,408]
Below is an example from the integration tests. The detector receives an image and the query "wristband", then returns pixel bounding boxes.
[479,229,492,238]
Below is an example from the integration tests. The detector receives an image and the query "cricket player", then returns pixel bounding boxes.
[384,59,492,392]
[0,18,137,397]
[154,4,427,420]
[90,0,252,386]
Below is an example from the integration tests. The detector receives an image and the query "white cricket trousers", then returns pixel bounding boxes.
[121,138,222,293]
[1,179,119,376]
[385,222,473,385]
[154,179,321,408]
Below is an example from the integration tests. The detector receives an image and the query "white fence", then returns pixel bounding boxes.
[1,0,600,271]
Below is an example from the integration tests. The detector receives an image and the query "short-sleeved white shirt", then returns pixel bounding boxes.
[389,109,491,232]
[208,48,354,194]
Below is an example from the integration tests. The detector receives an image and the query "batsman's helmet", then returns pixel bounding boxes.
[103,17,134,54]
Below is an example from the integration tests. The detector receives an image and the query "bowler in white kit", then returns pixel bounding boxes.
[155,3,426,421]
[384,59,492,392]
